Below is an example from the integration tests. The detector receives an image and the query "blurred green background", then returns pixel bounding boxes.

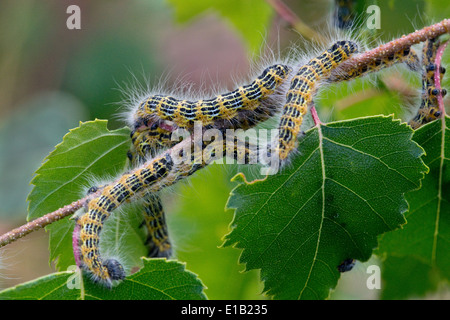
[0,0,449,299]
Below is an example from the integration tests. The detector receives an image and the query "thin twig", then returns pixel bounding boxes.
[310,105,322,126]
[0,194,94,248]
[331,19,450,81]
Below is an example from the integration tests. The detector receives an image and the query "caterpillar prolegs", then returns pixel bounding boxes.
[140,194,172,258]
[132,64,292,131]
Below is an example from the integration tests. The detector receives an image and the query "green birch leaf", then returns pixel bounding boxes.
[0,258,206,300]
[379,255,439,299]
[378,116,450,299]
[166,0,273,54]
[223,115,428,300]
[26,120,133,271]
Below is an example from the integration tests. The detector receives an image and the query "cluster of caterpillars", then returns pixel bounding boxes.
[74,41,364,286]
[72,16,448,285]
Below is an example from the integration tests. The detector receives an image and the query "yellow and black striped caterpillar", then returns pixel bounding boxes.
[129,127,175,259]
[409,38,447,129]
[277,40,358,161]
[329,46,420,82]
[76,152,175,284]
[123,65,293,260]
[132,64,292,131]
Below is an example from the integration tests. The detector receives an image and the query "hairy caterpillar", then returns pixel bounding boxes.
[129,42,420,164]
[77,152,175,285]
[131,64,292,132]
[126,62,294,176]
[277,40,358,161]
[409,38,447,129]
[77,130,264,286]
[74,22,445,284]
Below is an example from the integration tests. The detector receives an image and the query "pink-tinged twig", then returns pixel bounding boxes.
[310,105,322,126]
[331,19,450,81]
[72,223,82,267]
[0,194,96,249]
[434,41,449,115]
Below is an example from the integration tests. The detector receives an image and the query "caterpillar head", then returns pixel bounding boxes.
[103,258,126,281]
[271,64,292,85]
[332,40,359,58]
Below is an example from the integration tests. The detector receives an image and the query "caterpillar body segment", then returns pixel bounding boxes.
[140,194,172,258]
[330,46,420,83]
[133,65,292,130]
[277,41,358,161]
[409,38,447,129]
